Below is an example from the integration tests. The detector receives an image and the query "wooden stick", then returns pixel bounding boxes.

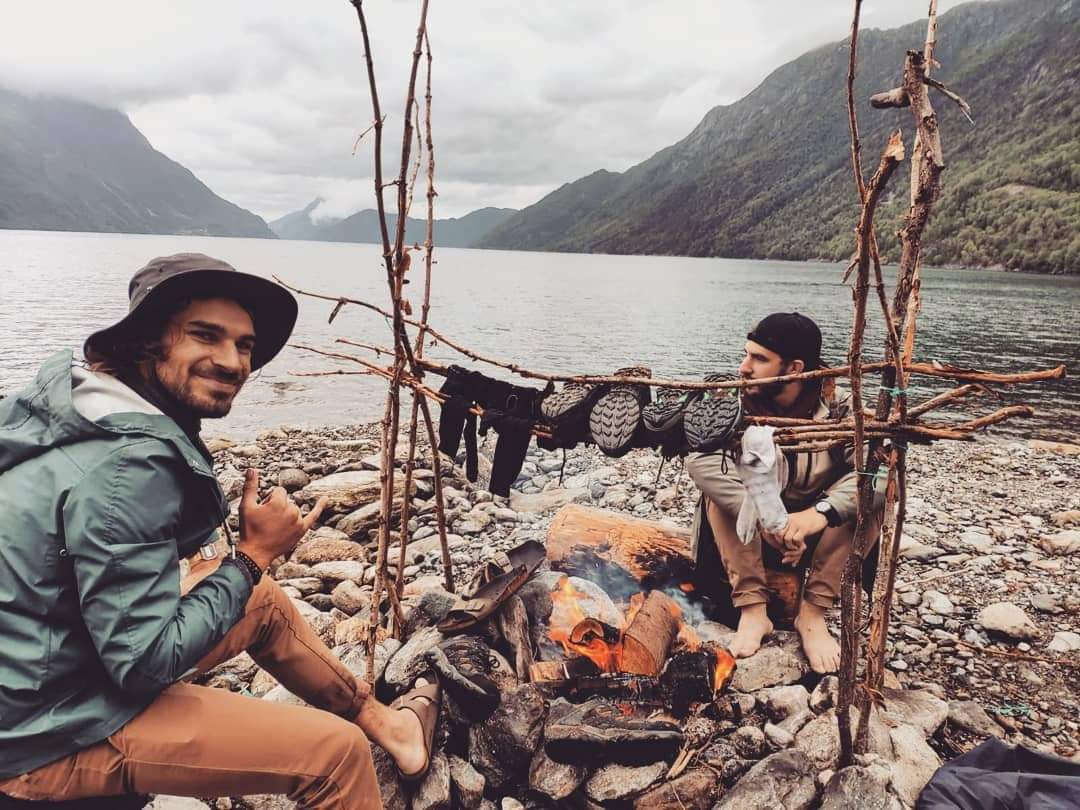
[837,130,906,767]
[955,640,1080,670]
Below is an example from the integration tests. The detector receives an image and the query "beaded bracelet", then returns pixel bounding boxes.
[223,550,263,587]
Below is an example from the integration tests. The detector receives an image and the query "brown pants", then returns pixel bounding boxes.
[0,575,381,810]
[705,498,879,609]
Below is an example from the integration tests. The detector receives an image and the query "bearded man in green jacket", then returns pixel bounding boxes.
[0,254,438,808]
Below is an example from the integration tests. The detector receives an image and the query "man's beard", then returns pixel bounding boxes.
[153,363,240,419]
[743,377,787,408]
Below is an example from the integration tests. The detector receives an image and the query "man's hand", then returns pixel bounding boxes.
[237,469,328,571]
[762,507,828,566]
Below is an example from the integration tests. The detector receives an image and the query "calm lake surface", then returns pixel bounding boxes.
[1,230,1077,441]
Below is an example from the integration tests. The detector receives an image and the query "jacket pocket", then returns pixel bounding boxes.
[3,547,62,691]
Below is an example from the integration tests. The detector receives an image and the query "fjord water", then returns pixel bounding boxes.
[1,229,1077,441]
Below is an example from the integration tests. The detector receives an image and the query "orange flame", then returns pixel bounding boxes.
[712,647,737,692]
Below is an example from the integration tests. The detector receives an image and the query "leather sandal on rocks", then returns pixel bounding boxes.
[469,539,546,594]
[391,679,441,783]
[437,565,530,635]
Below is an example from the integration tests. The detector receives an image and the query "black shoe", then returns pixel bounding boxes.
[588,366,652,458]
[683,376,743,453]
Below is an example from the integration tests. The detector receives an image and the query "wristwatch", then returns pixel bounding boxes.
[815,500,842,528]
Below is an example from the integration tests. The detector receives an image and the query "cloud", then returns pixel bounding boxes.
[1,0,966,220]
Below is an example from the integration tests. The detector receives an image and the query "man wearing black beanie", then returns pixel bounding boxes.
[687,312,880,674]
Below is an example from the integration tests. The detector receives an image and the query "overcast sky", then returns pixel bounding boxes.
[1,1,965,222]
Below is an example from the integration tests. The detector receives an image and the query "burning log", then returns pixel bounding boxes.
[620,591,682,676]
[546,504,696,592]
[497,595,535,681]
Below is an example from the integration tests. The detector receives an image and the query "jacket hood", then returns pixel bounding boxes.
[0,350,215,480]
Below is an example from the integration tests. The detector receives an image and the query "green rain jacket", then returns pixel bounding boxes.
[0,351,253,779]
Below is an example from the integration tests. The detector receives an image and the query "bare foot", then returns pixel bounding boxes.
[729,604,774,658]
[354,677,430,777]
[795,602,841,673]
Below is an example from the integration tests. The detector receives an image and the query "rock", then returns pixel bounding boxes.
[148,798,212,810]
[632,767,719,809]
[778,709,814,736]
[959,530,993,551]
[882,688,948,737]
[978,602,1041,640]
[508,487,589,514]
[277,577,323,596]
[714,750,818,810]
[292,533,366,565]
[277,468,310,491]
[413,751,452,810]
[731,634,809,692]
[230,443,261,458]
[371,744,408,810]
[764,722,796,750]
[204,437,234,454]
[887,723,941,807]
[334,613,372,646]
[1050,509,1080,527]
[237,797,294,810]
[1038,529,1080,556]
[500,801,523,810]
[454,519,488,535]
[1028,439,1080,455]
[528,744,587,801]
[584,761,667,803]
[921,590,955,616]
[795,708,892,771]
[899,541,946,561]
[337,502,385,538]
[262,683,307,708]
[818,764,897,810]
[405,575,453,598]
[947,700,1005,739]
[810,675,838,714]
[1031,593,1064,614]
[404,587,458,635]
[339,638,401,684]
[468,684,548,791]
[733,725,768,758]
[1048,630,1080,653]
[761,685,811,722]
[296,469,398,511]
[382,626,444,691]
[330,580,370,615]
[448,755,486,809]
[309,560,366,585]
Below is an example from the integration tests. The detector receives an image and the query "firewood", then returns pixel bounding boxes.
[497,595,535,681]
[620,591,682,676]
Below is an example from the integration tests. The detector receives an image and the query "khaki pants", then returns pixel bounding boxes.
[705,498,879,609]
[0,575,381,810]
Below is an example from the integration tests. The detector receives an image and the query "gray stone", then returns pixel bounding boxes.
[1048,630,1080,653]
[330,579,369,615]
[887,724,941,807]
[818,764,898,810]
[508,487,589,514]
[1038,529,1080,555]
[147,799,213,810]
[448,755,486,809]
[277,468,310,491]
[1030,593,1064,614]
[309,560,366,585]
[761,684,811,722]
[339,638,401,683]
[764,722,796,750]
[337,502,384,538]
[959,529,994,550]
[371,744,408,810]
[899,541,945,561]
[714,750,818,810]
[296,469,382,510]
[277,576,323,596]
[528,744,587,801]
[291,531,366,565]
[978,602,1041,640]
[731,634,809,692]
[500,800,524,810]
[882,688,949,737]
[413,751,452,810]
[632,768,719,809]
[921,590,955,616]
[584,761,667,803]
[468,684,548,791]
[810,675,838,713]
[947,700,1005,739]
[733,725,767,758]
[382,626,444,690]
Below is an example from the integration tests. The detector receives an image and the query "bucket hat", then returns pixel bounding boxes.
[83,253,298,371]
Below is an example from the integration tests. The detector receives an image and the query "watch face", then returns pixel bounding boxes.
[816,501,830,514]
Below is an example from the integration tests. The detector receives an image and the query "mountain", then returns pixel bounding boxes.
[478,0,1079,274]
[0,87,274,238]
[270,201,517,248]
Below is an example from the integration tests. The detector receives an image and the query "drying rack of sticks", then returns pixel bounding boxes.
[283,0,1065,769]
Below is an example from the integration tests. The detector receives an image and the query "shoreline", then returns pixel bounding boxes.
[206,421,1079,762]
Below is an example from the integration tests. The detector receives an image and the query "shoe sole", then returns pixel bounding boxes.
[683,395,743,453]
[589,387,645,457]
[541,383,591,421]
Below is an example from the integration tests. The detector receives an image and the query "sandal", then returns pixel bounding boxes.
[469,539,547,593]
[391,679,441,783]
[588,366,652,458]
[683,379,743,453]
[436,565,530,635]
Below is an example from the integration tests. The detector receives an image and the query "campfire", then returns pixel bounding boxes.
[539,575,736,699]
